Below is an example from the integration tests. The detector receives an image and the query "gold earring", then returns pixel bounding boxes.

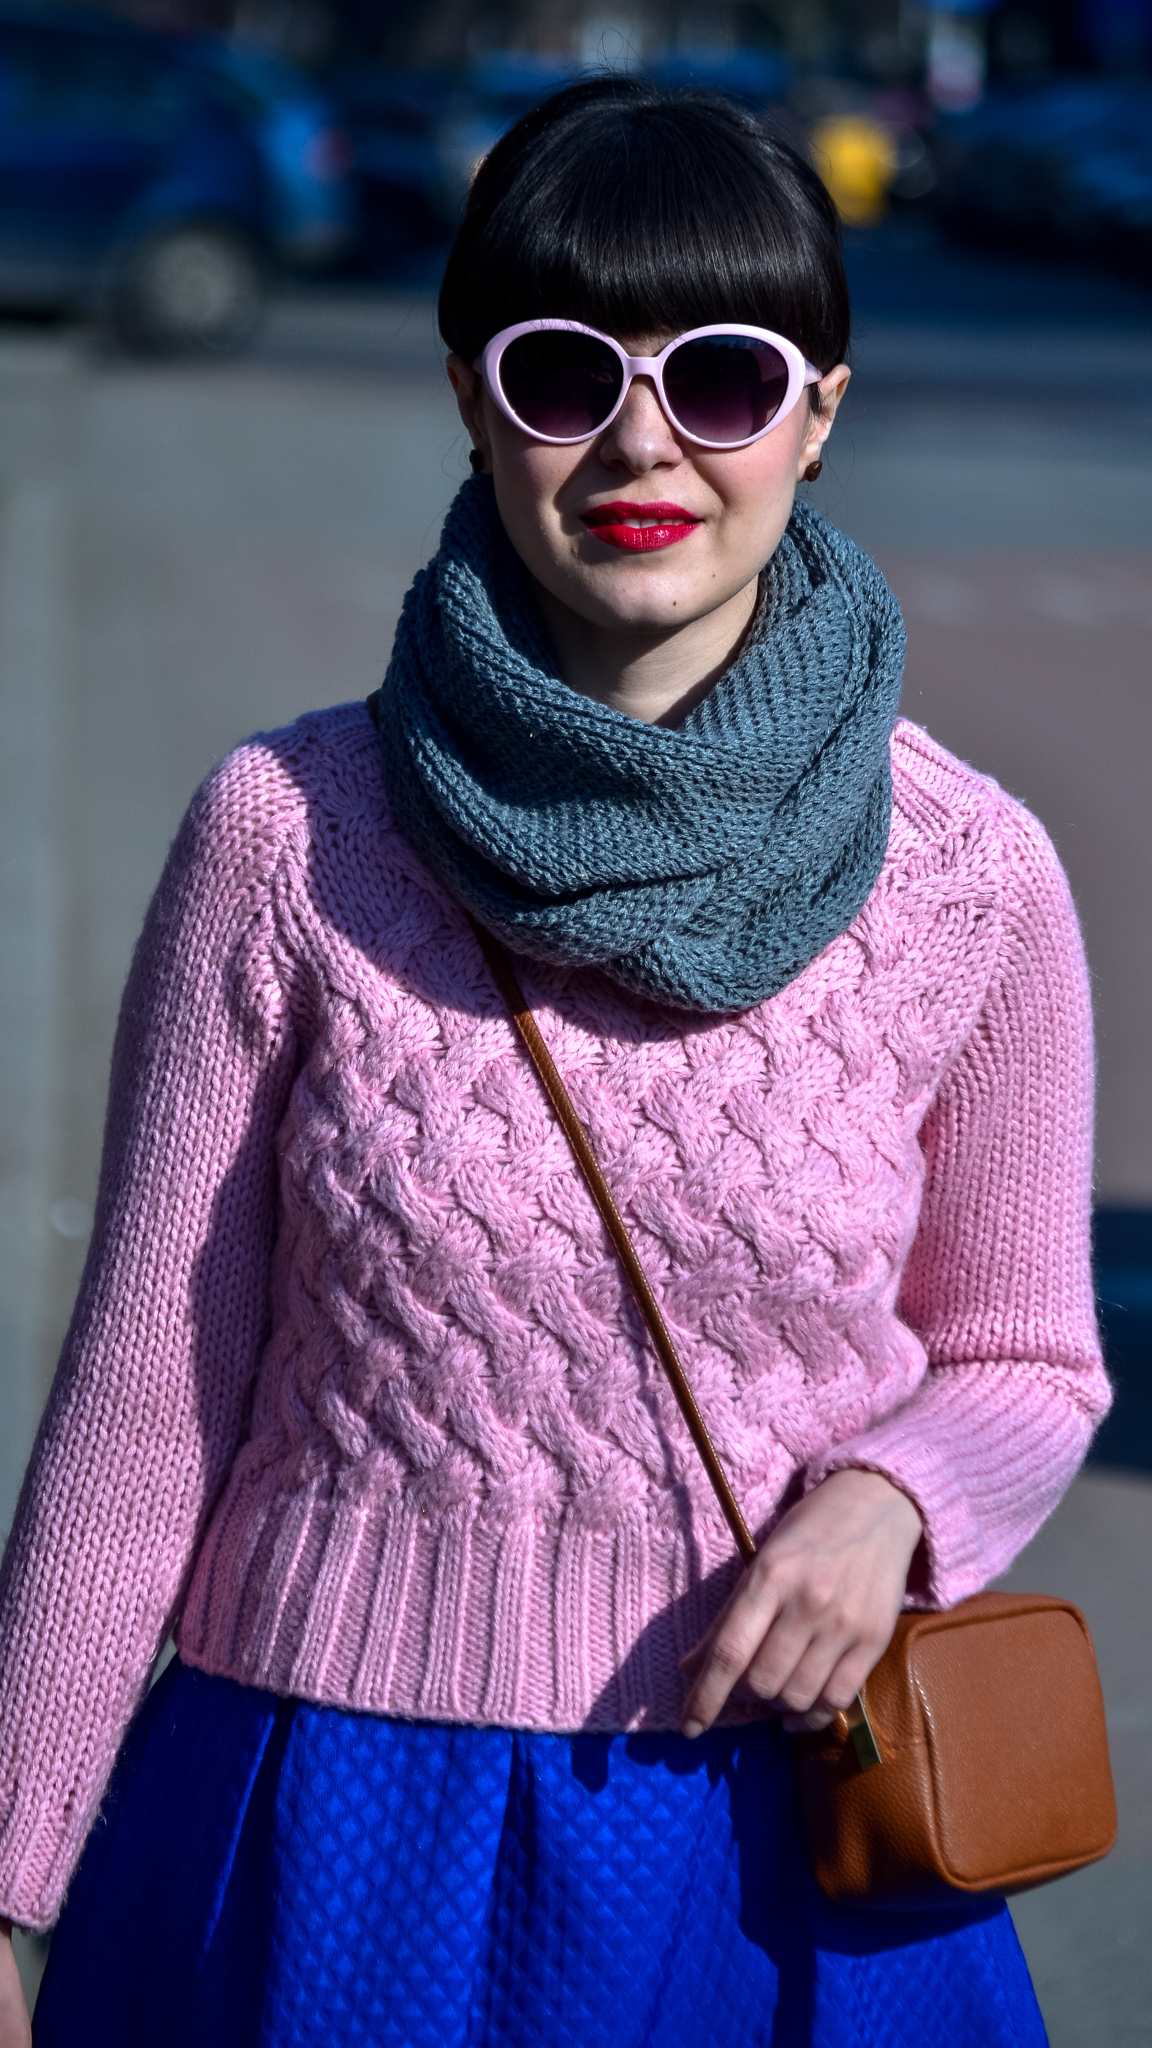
[803,460,823,482]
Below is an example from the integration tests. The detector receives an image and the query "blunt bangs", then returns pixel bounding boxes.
[438,78,850,379]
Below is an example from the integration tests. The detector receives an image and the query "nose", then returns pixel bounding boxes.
[597,375,684,473]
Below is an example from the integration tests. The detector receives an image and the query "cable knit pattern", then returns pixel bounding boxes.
[0,706,1109,1928]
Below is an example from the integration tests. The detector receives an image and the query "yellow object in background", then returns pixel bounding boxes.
[810,115,899,227]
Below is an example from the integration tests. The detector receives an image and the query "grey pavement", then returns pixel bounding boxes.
[998,1469,1152,2046]
[1,290,1150,2038]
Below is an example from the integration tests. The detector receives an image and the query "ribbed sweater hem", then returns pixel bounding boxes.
[177,1479,748,1733]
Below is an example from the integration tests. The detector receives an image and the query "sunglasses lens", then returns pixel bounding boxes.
[498,330,623,439]
[663,335,791,444]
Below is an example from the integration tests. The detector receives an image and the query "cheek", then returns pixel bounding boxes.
[714,417,807,509]
[712,403,814,532]
[490,438,581,571]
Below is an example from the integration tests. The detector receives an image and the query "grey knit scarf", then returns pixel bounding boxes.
[378,475,904,1013]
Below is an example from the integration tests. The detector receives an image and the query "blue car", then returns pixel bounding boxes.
[321,62,451,275]
[0,7,353,350]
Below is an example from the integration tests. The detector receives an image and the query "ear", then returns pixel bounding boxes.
[796,364,851,479]
[447,353,491,475]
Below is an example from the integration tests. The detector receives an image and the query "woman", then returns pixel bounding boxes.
[0,77,1108,2046]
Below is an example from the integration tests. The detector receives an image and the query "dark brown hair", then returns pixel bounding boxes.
[438,75,850,397]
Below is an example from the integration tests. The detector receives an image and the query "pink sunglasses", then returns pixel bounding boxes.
[478,319,821,451]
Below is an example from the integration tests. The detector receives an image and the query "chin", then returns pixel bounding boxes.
[575,567,717,629]
[586,594,701,635]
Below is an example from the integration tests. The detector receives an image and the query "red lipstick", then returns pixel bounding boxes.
[581,501,702,551]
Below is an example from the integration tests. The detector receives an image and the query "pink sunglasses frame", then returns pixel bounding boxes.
[477,318,822,450]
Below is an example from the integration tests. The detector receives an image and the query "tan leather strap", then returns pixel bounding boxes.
[471,917,758,1568]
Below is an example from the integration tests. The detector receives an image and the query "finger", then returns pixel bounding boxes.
[750,1630,846,1719]
[744,1591,892,1718]
[676,1646,774,1712]
[678,1570,752,1674]
[779,1704,840,1734]
[678,1631,754,1683]
[735,1608,835,1709]
[680,1576,784,1736]
[778,1643,882,1734]
[754,1583,899,1712]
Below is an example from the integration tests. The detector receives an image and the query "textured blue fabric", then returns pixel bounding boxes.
[35,1660,1047,2048]
[378,477,905,1013]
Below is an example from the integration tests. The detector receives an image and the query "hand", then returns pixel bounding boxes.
[0,1923,31,2048]
[679,1468,924,1737]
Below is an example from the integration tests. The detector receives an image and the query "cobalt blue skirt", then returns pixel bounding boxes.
[35,1659,1047,2048]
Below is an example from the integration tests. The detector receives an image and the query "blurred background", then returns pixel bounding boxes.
[0,0,1150,2036]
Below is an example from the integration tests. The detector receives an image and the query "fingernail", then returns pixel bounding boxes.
[682,1718,704,1740]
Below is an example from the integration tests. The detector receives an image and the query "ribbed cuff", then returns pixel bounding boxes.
[804,1361,1097,1608]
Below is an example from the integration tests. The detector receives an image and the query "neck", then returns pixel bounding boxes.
[533,575,761,728]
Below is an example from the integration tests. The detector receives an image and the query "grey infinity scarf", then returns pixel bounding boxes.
[378,476,904,1013]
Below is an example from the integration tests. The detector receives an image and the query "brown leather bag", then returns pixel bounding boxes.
[792,1592,1116,1904]
[473,920,1119,1907]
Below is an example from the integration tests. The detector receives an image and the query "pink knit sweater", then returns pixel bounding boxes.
[0,705,1109,1928]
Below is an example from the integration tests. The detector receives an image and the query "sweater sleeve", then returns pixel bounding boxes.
[0,744,298,1930]
[807,793,1112,1607]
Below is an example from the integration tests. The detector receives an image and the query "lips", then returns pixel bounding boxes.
[581,501,703,551]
